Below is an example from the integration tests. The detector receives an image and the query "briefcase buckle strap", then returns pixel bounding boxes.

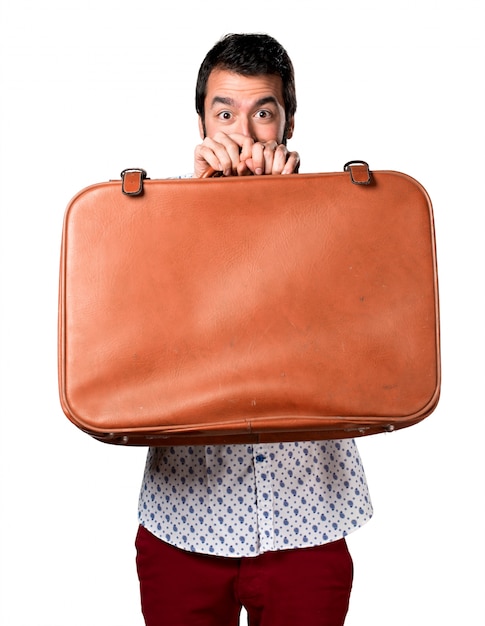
[121,168,148,196]
[343,160,371,185]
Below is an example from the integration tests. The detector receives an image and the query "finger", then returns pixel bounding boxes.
[248,142,266,175]
[236,160,254,176]
[271,144,290,175]
[281,150,300,175]
[244,147,300,177]
[260,140,279,174]
[238,136,258,167]
[194,144,225,177]
[194,135,243,177]
[209,136,242,175]
[211,132,245,169]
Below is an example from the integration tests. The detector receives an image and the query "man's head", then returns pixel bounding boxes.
[196,33,296,145]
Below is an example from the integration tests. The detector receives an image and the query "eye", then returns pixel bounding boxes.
[255,109,272,120]
[217,111,232,121]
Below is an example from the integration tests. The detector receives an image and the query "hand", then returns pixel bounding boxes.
[244,140,300,176]
[194,132,254,178]
[194,133,299,178]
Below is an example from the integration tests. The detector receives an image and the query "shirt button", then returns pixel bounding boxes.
[255,454,266,463]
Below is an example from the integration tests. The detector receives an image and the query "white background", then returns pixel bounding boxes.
[1,1,484,625]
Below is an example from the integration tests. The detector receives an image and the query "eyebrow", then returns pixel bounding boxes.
[210,95,280,109]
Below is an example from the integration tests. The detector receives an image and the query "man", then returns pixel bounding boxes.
[193,33,299,178]
[136,33,373,626]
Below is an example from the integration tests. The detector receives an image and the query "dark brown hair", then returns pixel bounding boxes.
[195,33,297,142]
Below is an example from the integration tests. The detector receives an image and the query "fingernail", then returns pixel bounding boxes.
[255,168,263,175]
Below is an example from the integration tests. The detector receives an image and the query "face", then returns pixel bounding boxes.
[199,69,294,144]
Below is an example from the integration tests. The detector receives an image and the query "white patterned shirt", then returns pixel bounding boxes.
[138,439,373,557]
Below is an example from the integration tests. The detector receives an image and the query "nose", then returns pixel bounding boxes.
[235,115,254,139]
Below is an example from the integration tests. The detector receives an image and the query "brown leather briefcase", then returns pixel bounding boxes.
[58,162,440,445]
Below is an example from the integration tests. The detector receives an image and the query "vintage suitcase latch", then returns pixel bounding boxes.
[121,168,148,196]
[344,160,371,185]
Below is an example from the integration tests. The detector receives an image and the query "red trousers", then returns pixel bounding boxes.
[135,525,353,626]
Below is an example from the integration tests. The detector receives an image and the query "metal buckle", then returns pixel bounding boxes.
[120,168,148,196]
[343,160,371,185]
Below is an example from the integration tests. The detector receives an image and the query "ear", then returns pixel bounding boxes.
[198,116,205,140]
[285,117,295,140]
